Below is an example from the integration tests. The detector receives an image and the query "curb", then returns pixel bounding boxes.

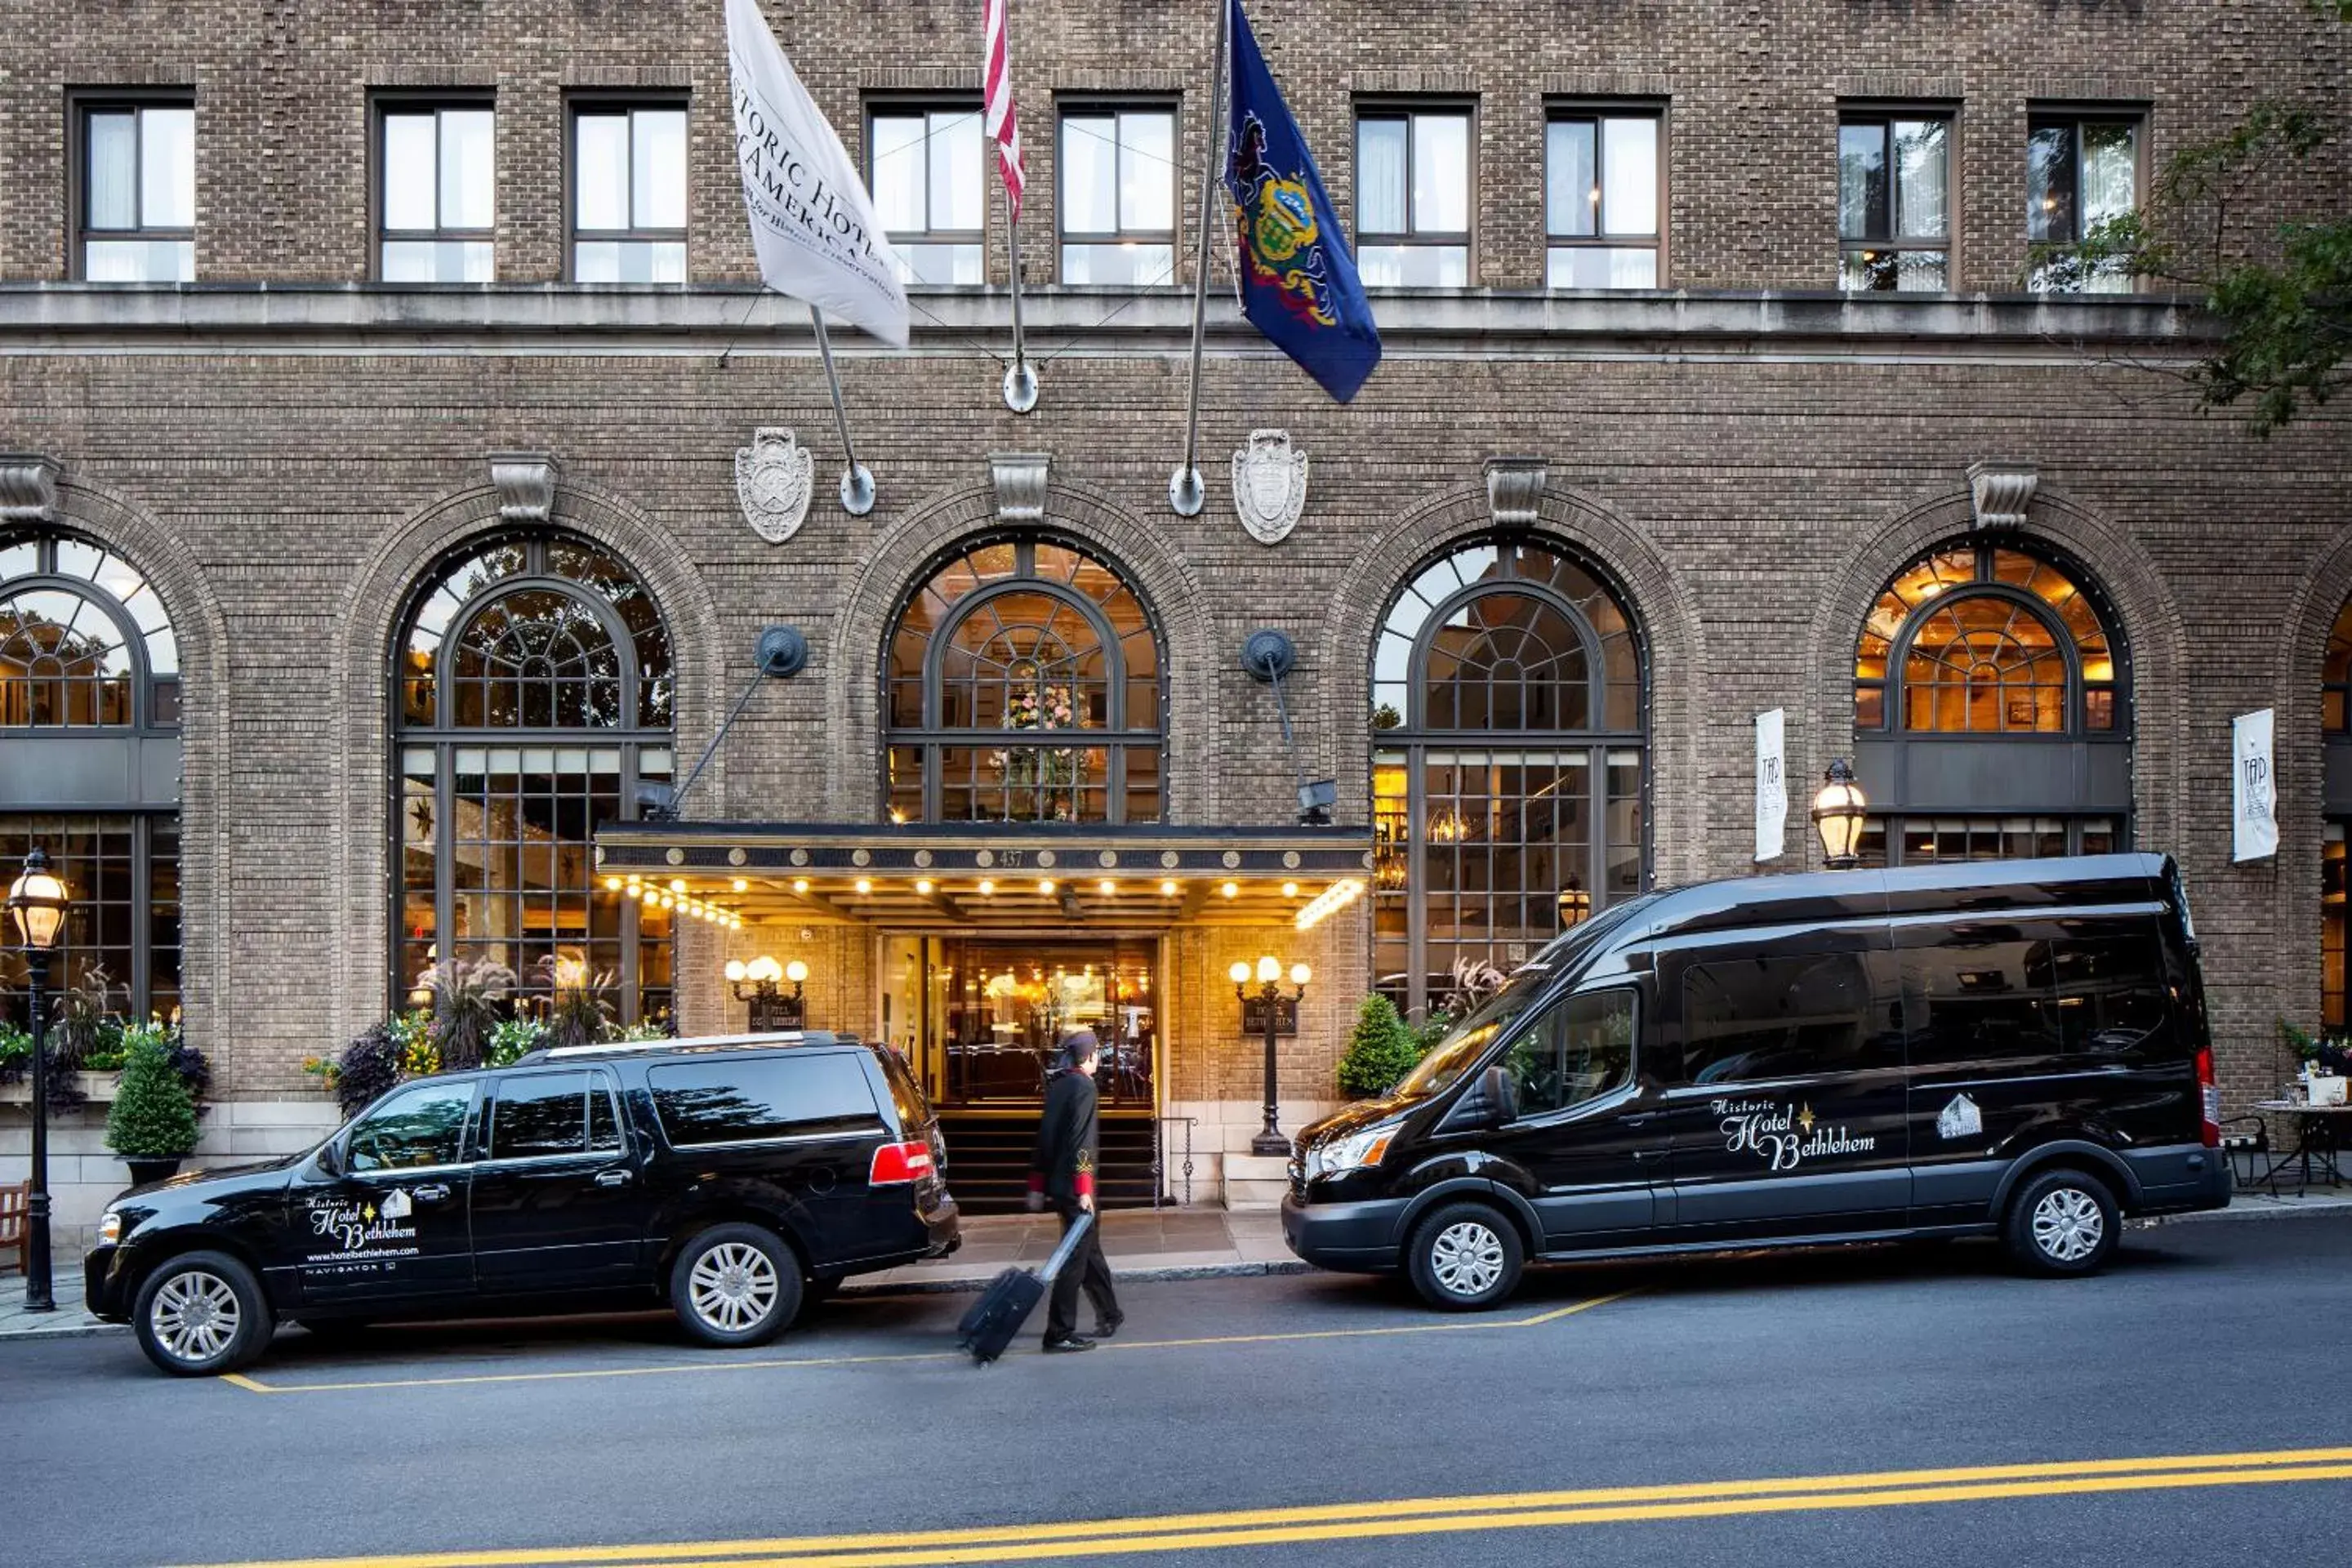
[2136,1199,2352,1228]
[841,1258,1315,1297]
[0,1315,123,1343]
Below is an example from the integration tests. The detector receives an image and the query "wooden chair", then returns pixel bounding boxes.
[0,1182,28,1276]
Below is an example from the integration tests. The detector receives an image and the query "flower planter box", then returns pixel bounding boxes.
[0,1071,119,1107]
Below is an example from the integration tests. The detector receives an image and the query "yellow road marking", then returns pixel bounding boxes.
[175,1446,2352,1568]
[223,1290,1642,1395]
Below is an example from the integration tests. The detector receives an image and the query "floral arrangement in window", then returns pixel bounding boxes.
[991,671,1087,818]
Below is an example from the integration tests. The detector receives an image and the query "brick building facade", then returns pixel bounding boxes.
[2,0,2348,1220]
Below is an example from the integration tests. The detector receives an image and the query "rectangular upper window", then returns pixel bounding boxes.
[871,105,987,287]
[1058,107,1176,285]
[647,1054,882,1147]
[1838,113,1951,292]
[1356,106,1470,287]
[1683,952,1886,1085]
[79,100,195,283]
[378,100,496,283]
[1544,111,1659,289]
[572,103,687,283]
[2027,114,2140,293]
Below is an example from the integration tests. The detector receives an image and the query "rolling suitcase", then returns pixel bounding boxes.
[956,1211,1095,1365]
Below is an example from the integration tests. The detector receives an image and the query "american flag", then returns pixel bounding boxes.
[982,0,1024,225]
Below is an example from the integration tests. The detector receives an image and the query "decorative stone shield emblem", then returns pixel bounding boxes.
[735,427,816,546]
[1231,428,1306,545]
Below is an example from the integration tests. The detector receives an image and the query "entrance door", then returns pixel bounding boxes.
[294,1078,478,1305]
[889,934,1158,1109]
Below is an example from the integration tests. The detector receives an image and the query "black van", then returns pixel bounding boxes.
[1284,854,2229,1308]
[86,1031,960,1374]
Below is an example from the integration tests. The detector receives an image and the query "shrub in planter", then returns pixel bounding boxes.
[1337,996,1425,1100]
[0,1021,31,1085]
[106,1029,201,1183]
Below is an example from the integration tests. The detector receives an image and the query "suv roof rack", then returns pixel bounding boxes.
[515,1030,861,1064]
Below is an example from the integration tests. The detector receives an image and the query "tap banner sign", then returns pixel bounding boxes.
[726,0,909,346]
[2233,708,2278,862]
[1755,708,1788,863]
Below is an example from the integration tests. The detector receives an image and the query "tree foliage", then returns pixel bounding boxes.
[2032,17,2352,434]
[1338,995,1425,1099]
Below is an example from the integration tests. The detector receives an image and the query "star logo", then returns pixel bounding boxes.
[1797,1104,1815,1135]
[363,1204,377,1223]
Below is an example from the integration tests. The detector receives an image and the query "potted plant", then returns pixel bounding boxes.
[1337,995,1426,1100]
[105,1026,202,1186]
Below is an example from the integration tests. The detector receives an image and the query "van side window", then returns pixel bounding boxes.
[1501,988,1634,1116]
[1683,953,1878,1085]
[647,1054,883,1147]
[2045,938,2172,1057]
[490,1071,598,1160]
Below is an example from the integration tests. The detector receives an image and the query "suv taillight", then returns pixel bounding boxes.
[869,1140,936,1185]
[2194,1045,2221,1148]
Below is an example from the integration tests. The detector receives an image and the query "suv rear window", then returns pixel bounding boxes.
[647,1054,883,1147]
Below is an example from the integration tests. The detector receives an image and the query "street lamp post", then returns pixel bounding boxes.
[8,847,70,1313]
[1232,956,1311,1157]
[724,956,808,1030]
[1811,758,1869,871]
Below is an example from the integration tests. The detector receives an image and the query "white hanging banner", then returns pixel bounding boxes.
[725,0,910,347]
[2232,708,2278,862]
[1755,708,1788,863]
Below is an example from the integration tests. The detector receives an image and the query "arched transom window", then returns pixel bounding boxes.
[0,530,184,1029]
[2326,597,2351,737]
[884,536,1164,824]
[1370,537,1647,1022]
[394,534,676,1024]
[1857,543,2118,735]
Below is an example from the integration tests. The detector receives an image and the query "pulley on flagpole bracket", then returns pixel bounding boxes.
[1168,465,1206,518]
[839,463,876,517]
[1002,359,1040,415]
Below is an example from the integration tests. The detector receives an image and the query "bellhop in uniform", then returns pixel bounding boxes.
[1028,1031,1124,1352]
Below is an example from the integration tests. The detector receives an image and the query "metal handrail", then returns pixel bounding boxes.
[1152,1114,1197,1209]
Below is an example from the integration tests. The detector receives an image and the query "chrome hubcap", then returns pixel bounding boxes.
[152,1270,242,1364]
[2032,1188,2105,1263]
[1430,1221,1505,1297]
[688,1242,780,1332]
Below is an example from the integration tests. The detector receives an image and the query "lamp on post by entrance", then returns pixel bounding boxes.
[725,956,808,1031]
[7,847,70,1313]
[1232,956,1311,1157]
[1811,758,1869,871]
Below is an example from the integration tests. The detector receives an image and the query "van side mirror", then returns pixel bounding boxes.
[1439,1065,1520,1133]
[315,1138,343,1178]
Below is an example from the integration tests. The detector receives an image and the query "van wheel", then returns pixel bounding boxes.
[670,1223,803,1347]
[132,1251,274,1377]
[1405,1203,1523,1311]
[2003,1169,2120,1277]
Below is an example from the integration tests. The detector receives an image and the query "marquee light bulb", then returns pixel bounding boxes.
[1098,880,1116,896]
[1038,879,1056,895]
[1282,881,1298,898]
[854,878,873,895]
[1160,880,1178,897]
[732,878,748,893]
[915,878,934,895]
[669,879,686,893]
[792,878,809,894]
[1221,880,1239,899]
[978,879,996,896]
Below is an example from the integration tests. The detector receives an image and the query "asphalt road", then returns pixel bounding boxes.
[7,1215,2352,1568]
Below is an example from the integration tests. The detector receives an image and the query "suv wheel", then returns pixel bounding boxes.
[670,1223,803,1347]
[133,1250,274,1377]
[1405,1202,1524,1311]
[2003,1168,2120,1277]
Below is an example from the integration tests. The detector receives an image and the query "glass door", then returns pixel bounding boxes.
[888,934,1157,1109]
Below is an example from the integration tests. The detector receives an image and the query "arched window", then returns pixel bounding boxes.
[1851,540,2130,865]
[393,534,675,1024]
[2327,598,2351,738]
[1370,537,1647,1021]
[0,530,183,1027]
[883,536,1164,824]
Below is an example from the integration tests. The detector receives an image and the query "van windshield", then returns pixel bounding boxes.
[1388,893,1659,1103]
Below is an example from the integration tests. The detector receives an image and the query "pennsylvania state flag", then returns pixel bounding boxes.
[1222,0,1382,403]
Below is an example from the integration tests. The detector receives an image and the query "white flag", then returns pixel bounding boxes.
[1754,709,1788,863]
[726,0,909,347]
[2232,708,2278,862]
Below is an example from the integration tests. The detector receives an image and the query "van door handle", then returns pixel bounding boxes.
[411,1183,451,1203]
[1619,1112,1659,1128]
[1632,1148,1665,1162]
[595,1170,633,1188]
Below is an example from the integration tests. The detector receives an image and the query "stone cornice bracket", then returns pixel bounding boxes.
[988,452,1050,523]
[0,453,61,523]
[488,452,560,523]
[1967,461,2038,531]
[1485,456,1548,528]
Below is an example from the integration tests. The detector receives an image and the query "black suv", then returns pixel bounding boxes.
[86,1031,960,1375]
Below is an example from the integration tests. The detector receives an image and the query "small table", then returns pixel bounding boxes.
[2250,1101,2352,1191]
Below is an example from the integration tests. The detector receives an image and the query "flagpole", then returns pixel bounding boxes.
[1004,218,1039,413]
[810,308,876,515]
[1168,0,1231,518]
